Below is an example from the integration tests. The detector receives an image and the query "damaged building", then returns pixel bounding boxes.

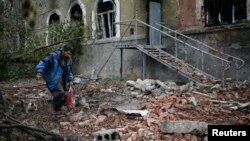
[1,1,250,140]
[32,0,250,83]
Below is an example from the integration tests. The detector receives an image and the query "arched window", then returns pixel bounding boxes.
[97,0,116,39]
[70,4,83,24]
[49,13,60,25]
[48,12,60,44]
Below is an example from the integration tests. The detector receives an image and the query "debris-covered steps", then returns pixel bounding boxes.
[137,45,214,85]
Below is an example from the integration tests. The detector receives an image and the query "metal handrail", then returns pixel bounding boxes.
[117,19,232,63]
[155,22,245,69]
[115,19,245,82]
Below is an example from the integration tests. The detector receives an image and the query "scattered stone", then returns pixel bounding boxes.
[25,102,38,113]
[188,96,197,106]
[155,80,166,89]
[100,88,113,93]
[210,84,221,91]
[126,80,136,87]
[160,120,208,134]
[92,129,122,141]
[78,97,90,109]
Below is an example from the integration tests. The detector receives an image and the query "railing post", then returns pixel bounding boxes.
[160,32,162,58]
[175,32,177,60]
[222,61,225,87]
[235,62,239,82]
[201,52,204,71]
[135,9,138,45]
[185,50,188,61]
[142,53,146,80]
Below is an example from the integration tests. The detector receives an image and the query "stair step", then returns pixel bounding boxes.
[144,47,157,50]
[148,50,160,53]
[149,52,160,55]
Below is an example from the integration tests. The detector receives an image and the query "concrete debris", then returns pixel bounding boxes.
[127,79,179,95]
[160,120,208,134]
[69,111,84,122]
[50,129,60,135]
[59,122,71,126]
[192,91,214,98]
[1,78,249,141]
[100,88,113,93]
[155,80,167,88]
[134,78,156,91]
[77,120,93,127]
[230,102,250,111]
[78,97,90,109]
[117,109,148,116]
[73,76,84,84]
[136,78,144,86]
[151,89,163,96]
[25,102,38,113]
[180,82,193,94]
[95,115,107,125]
[92,129,122,141]
[126,80,136,87]
[38,89,46,97]
[210,84,221,91]
[188,96,197,106]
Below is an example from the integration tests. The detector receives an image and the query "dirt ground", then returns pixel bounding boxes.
[0,78,250,141]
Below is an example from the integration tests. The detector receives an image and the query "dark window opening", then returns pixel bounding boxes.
[98,1,113,13]
[204,0,247,26]
[70,4,83,24]
[49,13,60,25]
[97,0,116,39]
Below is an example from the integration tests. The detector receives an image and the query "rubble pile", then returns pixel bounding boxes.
[0,78,249,140]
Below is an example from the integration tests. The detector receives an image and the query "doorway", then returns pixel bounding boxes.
[148,0,162,47]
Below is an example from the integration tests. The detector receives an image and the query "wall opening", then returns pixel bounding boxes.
[97,0,116,39]
[48,12,60,44]
[70,4,83,24]
[49,13,60,25]
[204,0,247,26]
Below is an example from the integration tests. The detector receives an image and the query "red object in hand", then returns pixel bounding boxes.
[66,87,76,113]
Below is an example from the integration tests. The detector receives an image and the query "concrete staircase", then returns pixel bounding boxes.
[115,19,245,85]
[136,45,214,85]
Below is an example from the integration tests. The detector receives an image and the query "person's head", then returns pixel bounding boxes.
[61,44,74,58]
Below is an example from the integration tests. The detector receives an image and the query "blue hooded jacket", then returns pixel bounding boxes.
[35,49,73,90]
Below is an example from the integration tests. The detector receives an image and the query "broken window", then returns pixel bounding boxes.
[48,13,60,44]
[70,4,83,24]
[69,3,84,44]
[204,0,247,26]
[97,0,116,39]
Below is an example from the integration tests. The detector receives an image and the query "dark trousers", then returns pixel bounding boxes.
[50,82,66,111]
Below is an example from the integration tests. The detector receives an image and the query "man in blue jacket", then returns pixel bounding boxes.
[35,44,74,113]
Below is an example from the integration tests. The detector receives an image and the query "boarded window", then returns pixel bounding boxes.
[97,0,116,39]
[204,0,247,26]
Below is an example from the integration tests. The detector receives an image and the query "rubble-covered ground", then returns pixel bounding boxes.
[0,78,250,141]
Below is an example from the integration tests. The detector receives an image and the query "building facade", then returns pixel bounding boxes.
[34,0,250,81]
